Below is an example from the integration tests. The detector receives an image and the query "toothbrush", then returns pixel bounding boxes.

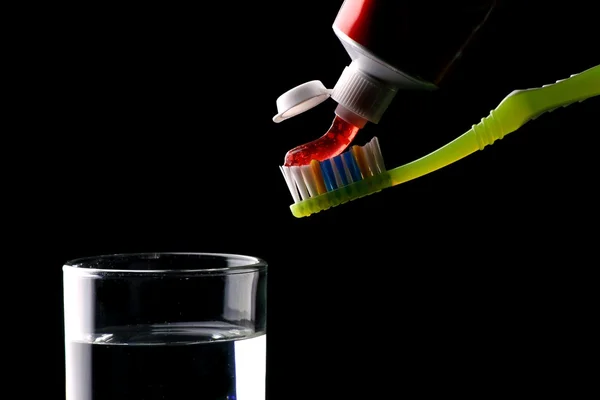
[280,64,600,218]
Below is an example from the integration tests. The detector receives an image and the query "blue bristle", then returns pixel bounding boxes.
[320,159,337,191]
[343,151,362,182]
[333,155,348,186]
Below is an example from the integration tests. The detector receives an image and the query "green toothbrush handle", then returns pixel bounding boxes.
[388,64,600,186]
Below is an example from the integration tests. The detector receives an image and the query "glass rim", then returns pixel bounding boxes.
[62,252,267,277]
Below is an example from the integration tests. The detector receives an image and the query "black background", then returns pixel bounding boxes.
[13,1,599,398]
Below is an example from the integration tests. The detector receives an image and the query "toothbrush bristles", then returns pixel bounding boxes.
[280,136,386,204]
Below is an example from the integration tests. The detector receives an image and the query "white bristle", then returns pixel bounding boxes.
[290,166,310,201]
[300,165,318,197]
[364,141,380,175]
[364,140,379,174]
[357,145,373,177]
[280,166,300,203]
[371,136,386,172]
[340,155,354,183]
[331,159,344,188]
[370,140,383,174]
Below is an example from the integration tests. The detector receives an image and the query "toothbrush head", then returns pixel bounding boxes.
[280,137,392,218]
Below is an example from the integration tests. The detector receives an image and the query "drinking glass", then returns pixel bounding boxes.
[63,252,267,400]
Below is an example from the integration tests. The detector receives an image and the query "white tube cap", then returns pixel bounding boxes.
[273,80,332,123]
[331,61,398,124]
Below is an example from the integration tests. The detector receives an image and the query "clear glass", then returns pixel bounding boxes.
[63,252,267,400]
